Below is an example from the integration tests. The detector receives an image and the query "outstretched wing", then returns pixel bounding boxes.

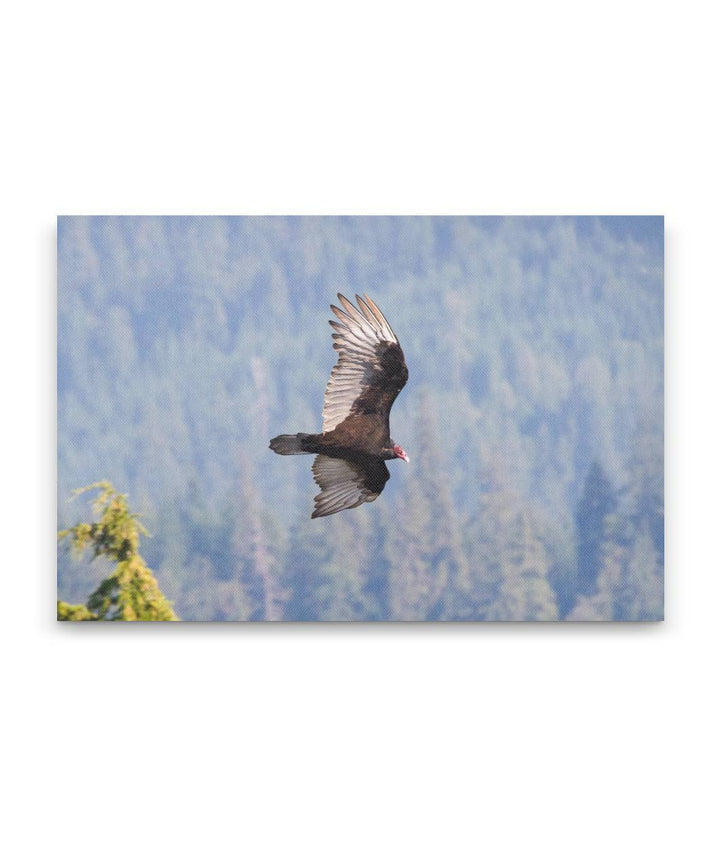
[311,454,390,518]
[322,294,408,435]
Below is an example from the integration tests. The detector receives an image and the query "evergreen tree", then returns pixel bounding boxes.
[623,417,664,565]
[237,453,285,620]
[485,510,558,621]
[283,523,330,621]
[387,393,471,620]
[58,482,178,621]
[464,462,514,619]
[617,520,663,620]
[566,540,622,621]
[575,461,617,597]
[416,395,471,619]
[387,473,438,620]
[284,509,376,621]
[468,458,558,620]
[56,601,96,621]
[545,533,579,620]
[359,504,392,619]
[567,513,663,621]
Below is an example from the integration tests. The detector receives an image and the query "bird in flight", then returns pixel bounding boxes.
[270,293,409,518]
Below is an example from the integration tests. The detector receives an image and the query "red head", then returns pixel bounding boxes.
[393,444,409,463]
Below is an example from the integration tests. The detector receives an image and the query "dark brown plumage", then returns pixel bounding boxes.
[270,294,409,518]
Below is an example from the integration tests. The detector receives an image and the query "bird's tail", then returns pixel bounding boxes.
[269,433,316,455]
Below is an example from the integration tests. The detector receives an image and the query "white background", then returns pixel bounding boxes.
[3,2,718,854]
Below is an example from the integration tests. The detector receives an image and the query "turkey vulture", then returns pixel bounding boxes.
[270,293,409,518]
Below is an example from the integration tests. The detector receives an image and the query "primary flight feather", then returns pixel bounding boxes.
[270,294,409,518]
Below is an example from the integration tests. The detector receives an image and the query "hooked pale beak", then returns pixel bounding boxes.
[392,444,409,463]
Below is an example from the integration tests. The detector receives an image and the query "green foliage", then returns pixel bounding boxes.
[56,600,97,621]
[57,482,178,621]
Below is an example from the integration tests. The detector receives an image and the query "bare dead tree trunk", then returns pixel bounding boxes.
[251,356,270,447]
[250,507,283,621]
[237,444,283,621]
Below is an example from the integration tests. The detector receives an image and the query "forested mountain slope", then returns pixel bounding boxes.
[57,216,663,620]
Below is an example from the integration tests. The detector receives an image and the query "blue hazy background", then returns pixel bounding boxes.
[57,216,663,620]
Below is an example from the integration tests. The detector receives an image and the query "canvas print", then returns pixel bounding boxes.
[57,216,664,621]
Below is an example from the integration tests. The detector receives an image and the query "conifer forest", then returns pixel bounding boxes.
[57,216,664,620]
